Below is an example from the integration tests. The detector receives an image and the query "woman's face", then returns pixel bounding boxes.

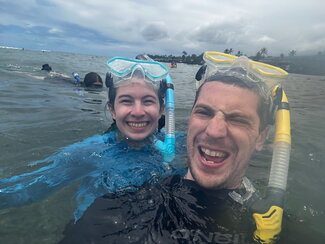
[109,78,163,141]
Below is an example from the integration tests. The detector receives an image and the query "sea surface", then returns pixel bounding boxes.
[0,47,324,244]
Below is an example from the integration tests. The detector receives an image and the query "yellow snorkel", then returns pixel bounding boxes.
[251,85,291,244]
[199,52,291,243]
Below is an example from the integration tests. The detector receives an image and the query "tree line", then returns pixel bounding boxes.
[148,51,203,64]
[148,48,325,75]
[148,48,304,65]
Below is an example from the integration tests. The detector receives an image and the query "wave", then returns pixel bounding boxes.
[0,46,23,50]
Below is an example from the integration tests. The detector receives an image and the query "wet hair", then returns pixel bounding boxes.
[41,64,52,72]
[84,72,103,88]
[193,69,271,131]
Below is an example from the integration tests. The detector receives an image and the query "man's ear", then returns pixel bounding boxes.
[255,126,270,151]
[108,103,116,120]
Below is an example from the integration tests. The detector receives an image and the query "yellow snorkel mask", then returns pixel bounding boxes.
[197,51,291,244]
[198,51,288,95]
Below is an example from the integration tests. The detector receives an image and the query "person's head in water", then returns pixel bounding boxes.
[41,64,52,72]
[84,72,103,88]
[106,70,166,142]
[185,54,280,190]
[105,57,167,142]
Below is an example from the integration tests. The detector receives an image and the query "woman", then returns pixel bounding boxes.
[0,57,186,221]
[104,58,166,147]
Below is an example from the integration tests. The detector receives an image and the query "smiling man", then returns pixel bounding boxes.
[185,76,269,191]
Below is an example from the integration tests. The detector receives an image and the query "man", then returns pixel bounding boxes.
[59,54,276,244]
[185,77,268,191]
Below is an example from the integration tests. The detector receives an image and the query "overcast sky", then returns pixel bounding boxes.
[1,0,325,57]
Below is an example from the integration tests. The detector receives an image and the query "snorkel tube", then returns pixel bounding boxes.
[250,86,291,244]
[72,72,81,85]
[153,73,175,163]
[199,52,291,243]
[137,55,175,163]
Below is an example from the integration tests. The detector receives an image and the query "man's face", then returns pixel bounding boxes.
[185,82,268,189]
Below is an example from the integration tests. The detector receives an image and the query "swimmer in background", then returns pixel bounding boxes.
[73,72,103,88]
[40,64,102,88]
[0,57,186,222]
[41,63,52,72]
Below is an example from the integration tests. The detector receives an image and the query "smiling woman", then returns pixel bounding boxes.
[105,68,165,144]
[109,76,163,141]
[0,54,186,225]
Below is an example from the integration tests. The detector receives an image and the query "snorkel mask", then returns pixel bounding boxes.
[197,51,291,243]
[106,57,169,90]
[106,57,175,163]
[198,51,288,99]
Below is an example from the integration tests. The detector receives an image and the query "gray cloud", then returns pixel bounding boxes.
[1,0,325,56]
[191,22,248,45]
[141,23,168,41]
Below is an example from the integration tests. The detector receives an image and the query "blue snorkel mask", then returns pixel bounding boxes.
[106,57,175,163]
[107,57,168,90]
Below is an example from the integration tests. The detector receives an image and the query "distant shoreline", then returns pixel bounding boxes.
[149,54,325,76]
[2,47,324,76]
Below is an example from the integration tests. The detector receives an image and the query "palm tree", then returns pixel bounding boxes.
[236,51,243,57]
[182,51,187,62]
[224,48,233,54]
[255,51,262,61]
[260,47,268,58]
[289,50,296,56]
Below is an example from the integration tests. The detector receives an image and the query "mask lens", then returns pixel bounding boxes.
[251,61,288,77]
[107,57,168,84]
[107,58,136,76]
[204,51,237,64]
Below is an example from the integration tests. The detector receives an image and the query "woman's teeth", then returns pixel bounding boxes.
[128,122,147,128]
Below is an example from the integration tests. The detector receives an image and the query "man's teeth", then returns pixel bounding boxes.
[201,148,226,157]
[128,122,147,128]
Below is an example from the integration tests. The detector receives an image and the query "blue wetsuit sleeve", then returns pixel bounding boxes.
[0,134,107,209]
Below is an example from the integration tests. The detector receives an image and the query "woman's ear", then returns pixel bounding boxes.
[255,126,270,151]
[108,103,116,120]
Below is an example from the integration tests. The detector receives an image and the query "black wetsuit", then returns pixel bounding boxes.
[59,175,256,244]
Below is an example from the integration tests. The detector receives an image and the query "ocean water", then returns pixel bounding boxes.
[0,47,324,243]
